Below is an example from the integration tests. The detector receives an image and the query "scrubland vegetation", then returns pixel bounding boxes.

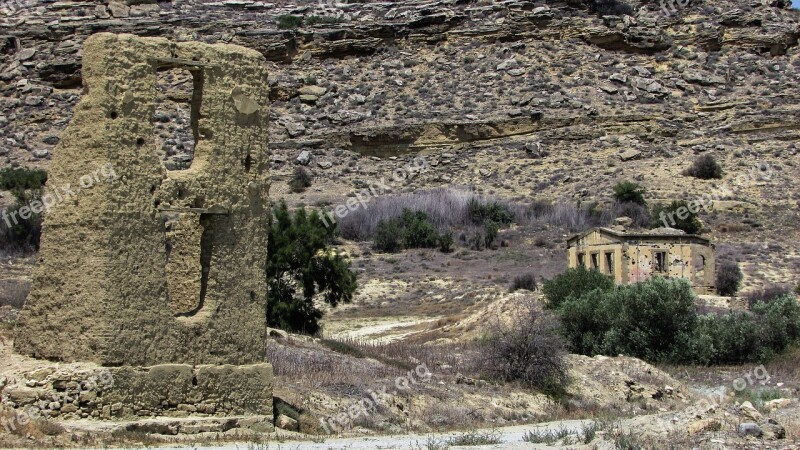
[542,267,800,365]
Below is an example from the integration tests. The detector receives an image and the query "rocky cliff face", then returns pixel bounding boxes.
[3,0,800,156]
[2,0,800,289]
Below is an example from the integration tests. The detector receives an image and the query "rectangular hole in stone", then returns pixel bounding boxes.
[153,66,203,171]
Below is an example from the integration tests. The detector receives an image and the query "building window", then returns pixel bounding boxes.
[654,251,668,273]
[591,253,600,271]
[605,252,614,274]
[577,253,585,267]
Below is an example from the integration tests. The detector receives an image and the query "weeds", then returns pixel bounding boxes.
[582,420,608,443]
[413,430,502,449]
[733,387,786,410]
[446,429,502,445]
[522,426,573,444]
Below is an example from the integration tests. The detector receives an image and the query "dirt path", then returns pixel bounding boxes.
[136,420,595,450]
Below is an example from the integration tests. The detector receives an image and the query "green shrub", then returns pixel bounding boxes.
[288,166,312,193]
[716,260,743,296]
[374,218,402,253]
[467,199,514,226]
[438,231,453,253]
[651,200,702,234]
[372,209,449,253]
[541,266,614,310]
[276,14,304,29]
[559,278,697,361]
[612,181,646,206]
[745,285,793,310]
[304,15,345,26]
[547,271,800,364]
[483,220,499,248]
[400,209,440,248]
[266,201,357,334]
[690,297,800,365]
[0,190,43,254]
[752,295,800,357]
[684,154,723,179]
[0,167,47,193]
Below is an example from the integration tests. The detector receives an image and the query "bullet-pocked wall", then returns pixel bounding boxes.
[14,33,271,366]
[567,228,716,295]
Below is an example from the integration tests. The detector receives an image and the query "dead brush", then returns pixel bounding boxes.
[265,341,393,391]
[321,337,478,375]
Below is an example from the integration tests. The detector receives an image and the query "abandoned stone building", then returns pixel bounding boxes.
[566,227,716,294]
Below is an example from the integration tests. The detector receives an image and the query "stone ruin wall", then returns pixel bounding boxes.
[13,32,272,367]
[1,363,273,429]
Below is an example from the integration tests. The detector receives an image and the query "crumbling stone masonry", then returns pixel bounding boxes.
[567,227,716,294]
[14,33,272,367]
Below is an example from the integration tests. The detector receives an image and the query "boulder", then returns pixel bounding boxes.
[276,414,299,431]
[738,401,764,422]
[764,398,792,412]
[298,85,327,97]
[687,418,722,435]
[619,149,642,161]
[296,150,312,166]
[738,422,763,437]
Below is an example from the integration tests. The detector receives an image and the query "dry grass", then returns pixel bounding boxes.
[325,337,477,373]
[337,188,648,243]
[0,407,65,444]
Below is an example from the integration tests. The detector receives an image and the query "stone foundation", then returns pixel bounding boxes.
[1,363,273,429]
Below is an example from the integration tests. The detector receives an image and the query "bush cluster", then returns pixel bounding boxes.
[373,209,452,253]
[745,285,794,310]
[465,199,513,250]
[543,268,800,364]
[467,199,514,226]
[685,154,723,180]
